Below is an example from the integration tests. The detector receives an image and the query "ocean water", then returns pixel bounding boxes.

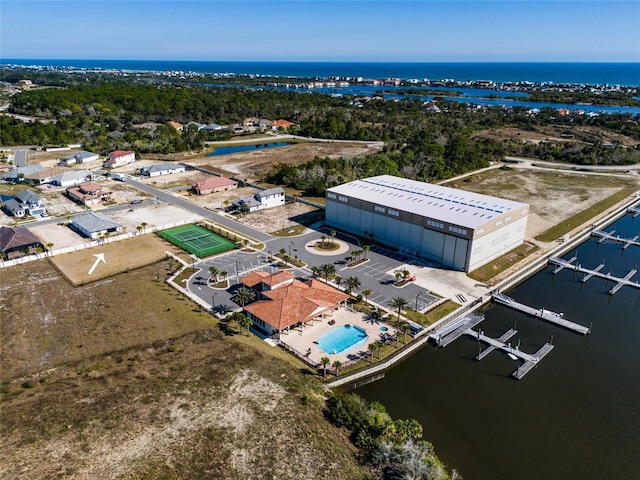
[3,59,640,87]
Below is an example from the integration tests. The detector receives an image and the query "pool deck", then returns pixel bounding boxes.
[278,306,397,366]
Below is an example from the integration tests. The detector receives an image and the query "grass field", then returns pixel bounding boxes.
[50,235,185,285]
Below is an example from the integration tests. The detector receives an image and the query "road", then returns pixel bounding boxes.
[13,149,28,167]
[125,178,272,242]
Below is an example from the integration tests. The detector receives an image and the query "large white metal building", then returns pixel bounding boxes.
[325,175,529,272]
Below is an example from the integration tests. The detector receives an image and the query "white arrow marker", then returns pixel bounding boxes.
[88,253,106,275]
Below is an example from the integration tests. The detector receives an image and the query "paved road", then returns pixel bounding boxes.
[13,149,28,167]
[125,178,272,242]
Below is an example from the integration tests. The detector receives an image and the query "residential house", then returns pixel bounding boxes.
[70,211,122,239]
[2,165,44,183]
[240,270,349,336]
[168,121,184,131]
[23,166,66,185]
[200,123,223,132]
[50,170,91,187]
[103,150,136,169]
[184,121,206,131]
[271,119,294,130]
[66,181,112,206]
[243,117,260,128]
[140,163,186,177]
[232,187,285,213]
[58,150,100,166]
[2,189,46,217]
[0,226,44,260]
[192,176,238,195]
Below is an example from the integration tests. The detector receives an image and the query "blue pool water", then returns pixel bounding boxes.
[207,142,293,156]
[318,325,368,354]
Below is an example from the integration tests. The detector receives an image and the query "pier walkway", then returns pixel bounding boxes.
[628,206,640,218]
[492,292,590,335]
[549,257,640,295]
[592,229,640,249]
[464,327,554,380]
[429,313,484,347]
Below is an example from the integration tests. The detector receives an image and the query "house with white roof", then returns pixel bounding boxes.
[2,189,46,218]
[50,170,91,187]
[232,187,285,213]
[103,150,136,169]
[58,151,100,166]
[140,163,186,177]
[70,211,122,239]
[325,175,529,272]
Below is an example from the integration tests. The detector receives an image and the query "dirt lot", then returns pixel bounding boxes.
[50,234,184,285]
[474,125,640,147]
[445,168,640,240]
[234,201,323,234]
[0,260,365,479]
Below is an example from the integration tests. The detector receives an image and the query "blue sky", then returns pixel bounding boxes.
[1,1,639,62]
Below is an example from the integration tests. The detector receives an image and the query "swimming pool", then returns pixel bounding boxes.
[318,325,369,354]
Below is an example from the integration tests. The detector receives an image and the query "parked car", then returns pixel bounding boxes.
[131,199,142,205]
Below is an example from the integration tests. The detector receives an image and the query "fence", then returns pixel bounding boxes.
[0,217,200,269]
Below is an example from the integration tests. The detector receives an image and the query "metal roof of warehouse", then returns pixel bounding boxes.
[327,175,528,229]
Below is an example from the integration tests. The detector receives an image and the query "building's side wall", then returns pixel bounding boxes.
[467,215,528,272]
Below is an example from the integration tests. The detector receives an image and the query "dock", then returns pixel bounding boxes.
[591,229,640,249]
[552,256,577,274]
[549,257,640,295]
[628,206,640,218]
[492,292,590,335]
[464,328,554,380]
[581,263,605,282]
[429,313,484,347]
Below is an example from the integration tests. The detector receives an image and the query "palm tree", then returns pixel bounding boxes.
[320,263,336,283]
[140,222,148,233]
[330,230,336,246]
[209,266,219,283]
[362,244,370,259]
[368,343,377,363]
[350,250,360,262]
[389,296,408,323]
[362,288,372,305]
[321,234,327,247]
[332,360,342,376]
[237,313,253,336]
[231,286,255,307]
[320,357,330,377]
[136,225,142,236]
[310,265,320,278]
[46,242,54,256]
[343,276,361,295]
[375,341,384,359]
[220,270,228,281]
[399,322,412,344]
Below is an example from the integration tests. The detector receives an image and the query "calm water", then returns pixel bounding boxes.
[4,59,640,86]
[206,142,292,156]
[357,212,640,480]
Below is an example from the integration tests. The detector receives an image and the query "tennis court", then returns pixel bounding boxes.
[158,224,237,257]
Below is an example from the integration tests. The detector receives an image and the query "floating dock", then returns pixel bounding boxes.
[492,292,590,335]
[591,229,640,249]
[549,257,640,295]
[429,313,484,347]
[464,327,554,380]
[628,206,640,218]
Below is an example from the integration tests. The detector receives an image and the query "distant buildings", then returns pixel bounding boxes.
[50,170,91,187]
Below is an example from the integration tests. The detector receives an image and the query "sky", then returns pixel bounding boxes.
[1,1,639,62]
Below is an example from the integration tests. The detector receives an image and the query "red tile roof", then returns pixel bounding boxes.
[272,119,294,128]
[109,150,135,158]
[242,273,349,331]
[192,176,238,190]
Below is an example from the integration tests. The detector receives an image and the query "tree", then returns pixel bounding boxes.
[320,263,336,283]
[46,242,54,256]
[140,222,148,233]
[375,341,384,359]
[321,357,330,377]
[230,286,255,307]
[399,321,411,344]
[368,343,377,363]
[389,297,408,323]
[232,312,253,336]
[362,244,370,259]
[343,276,361,295]
[209,265,219,283]
[310,265,320,278]
[332,360,342,376]
[136,225,142,236]
[220,270,228,281]
[330,230,336,246]
[362,288,372,305]
[321,234,327,247]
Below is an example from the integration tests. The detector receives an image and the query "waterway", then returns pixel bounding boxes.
[357,212,640,480]
[206,141,293,156]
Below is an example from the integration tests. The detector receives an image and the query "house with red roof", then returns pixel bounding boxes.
[239,270,349,336]
[103,150,136,169]
[271,119,295,131]
[192,176,238,195]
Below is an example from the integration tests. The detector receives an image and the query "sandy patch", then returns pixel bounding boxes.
[107,203,201,231]
[234,201,322,233]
